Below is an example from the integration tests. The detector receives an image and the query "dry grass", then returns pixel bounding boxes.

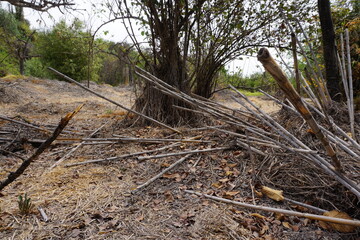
[0,77,359,239]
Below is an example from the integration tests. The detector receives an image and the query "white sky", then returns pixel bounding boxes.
[1,0,270,76]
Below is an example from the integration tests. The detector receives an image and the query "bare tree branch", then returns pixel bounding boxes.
[1,0,74,11]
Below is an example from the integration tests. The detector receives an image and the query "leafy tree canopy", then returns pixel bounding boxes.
[34,19,93,81]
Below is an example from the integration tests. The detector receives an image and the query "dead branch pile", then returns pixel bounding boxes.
[133,64,360,213]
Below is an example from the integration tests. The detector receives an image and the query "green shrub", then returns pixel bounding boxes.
[18,193,33,215]
[24,58,51,78]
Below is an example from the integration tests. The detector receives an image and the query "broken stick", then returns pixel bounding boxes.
[132,154,192,194]
[257,48,342,172]
[0,105,82,191]
[137,147,228,161]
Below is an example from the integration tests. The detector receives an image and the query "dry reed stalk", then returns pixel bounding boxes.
[185,190,360,227]
[345,29,356,141]
[257,48,342,172]
[132,154,193,193]
[137,147,228,161]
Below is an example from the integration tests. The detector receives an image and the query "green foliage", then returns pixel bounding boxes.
[0,8,18,74]
[0,7,19,35]
[18,193,33,215]
[34,19,93,81]
[98,41,139,86]
[0,6,34,75]
[24,57,51,78]
[220,70,277,93]
[237,89,264,97]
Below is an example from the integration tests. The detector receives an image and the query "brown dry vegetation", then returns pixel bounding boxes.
[0,76,358,239]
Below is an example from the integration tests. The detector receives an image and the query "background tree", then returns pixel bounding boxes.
[332,0,360,98]
[110,0,315,125]
[0,5,34,75]
[117,0,203,125]
[0,6,19,75]
[32,19,97,81]
[318,0,342,101]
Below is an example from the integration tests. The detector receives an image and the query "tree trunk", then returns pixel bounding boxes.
[193,57,221,98]
[318,0,341,101]
[133,1,197,126]
[19,57,24,75]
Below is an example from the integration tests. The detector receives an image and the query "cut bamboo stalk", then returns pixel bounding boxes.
[185,190,360,227]
[0,115,80,135]
[110,136,211,143]
[48,67,181,134]
[340,34,348,93]
[284,197,326,214]
[132,154,192,193]
[340,34,349,99]
[213,126,317,154]
[0,114,50,133]
[137,147,228,161]
[257,48,342,172]
[55,137,211,144]
[231,86,360,198]
[49,123,108,170]
[235,140,267,156]
[345,29,356,142]
[260,90,360,158]
[286,15,331,106]
[65,142,181,167]
[295,20,330,100]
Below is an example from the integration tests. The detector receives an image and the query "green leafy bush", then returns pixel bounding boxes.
[34,19,94,82]
[24,58,51,78]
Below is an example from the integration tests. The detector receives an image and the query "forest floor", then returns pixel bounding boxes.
[0,76,358,239]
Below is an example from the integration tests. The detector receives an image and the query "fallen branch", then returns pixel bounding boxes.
[0,114,50,133]
[257,48,342,172]
[132,154,193,193]
[65,142,181,167]
[48,123,108,170]
[0,105,82,191]
[137,147,228,161]
[185,190,360,227]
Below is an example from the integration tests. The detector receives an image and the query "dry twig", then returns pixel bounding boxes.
[132,154,193,193]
